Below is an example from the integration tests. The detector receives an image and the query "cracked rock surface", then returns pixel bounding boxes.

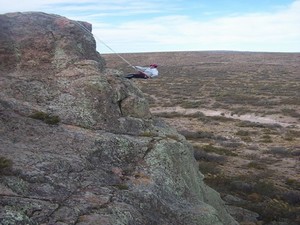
[0,12,237,225]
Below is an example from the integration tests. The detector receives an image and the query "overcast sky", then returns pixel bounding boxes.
[1,0,299,53]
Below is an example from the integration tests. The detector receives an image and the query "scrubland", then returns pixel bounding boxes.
[103,51,300,224]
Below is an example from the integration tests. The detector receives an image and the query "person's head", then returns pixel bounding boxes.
[150,64,158,68]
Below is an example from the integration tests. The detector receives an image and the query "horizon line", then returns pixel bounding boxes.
[100,50,300,55]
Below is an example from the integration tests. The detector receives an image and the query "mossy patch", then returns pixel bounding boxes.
[30,111,60,125]
[0,156,13,175]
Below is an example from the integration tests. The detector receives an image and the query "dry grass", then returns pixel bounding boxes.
[103,51,300,224]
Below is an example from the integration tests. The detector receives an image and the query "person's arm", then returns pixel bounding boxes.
[135,66,147,72]
[136,67,151,78]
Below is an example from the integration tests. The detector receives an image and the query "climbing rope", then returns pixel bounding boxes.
[30,12,137,71]
[71,19,136,69]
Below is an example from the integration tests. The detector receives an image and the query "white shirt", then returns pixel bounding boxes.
[135,66,158,78]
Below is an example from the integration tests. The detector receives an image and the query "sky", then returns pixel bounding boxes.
[0,0,300,53]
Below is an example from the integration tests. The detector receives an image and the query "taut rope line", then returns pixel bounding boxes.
[31,12,137,70]
[71,19,136,69]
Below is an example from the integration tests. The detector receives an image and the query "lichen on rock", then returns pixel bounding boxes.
[0,12,237,225]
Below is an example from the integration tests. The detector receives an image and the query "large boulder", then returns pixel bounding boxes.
[0,12,103,72]
[0,12,150,132]
[0,12,237,225]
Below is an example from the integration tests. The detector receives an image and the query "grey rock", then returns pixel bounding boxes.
[0,12,238,225]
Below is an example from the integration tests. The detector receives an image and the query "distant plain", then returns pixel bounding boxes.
[103,51,300,224]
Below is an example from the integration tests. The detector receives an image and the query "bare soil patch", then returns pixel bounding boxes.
[151,106,299,128]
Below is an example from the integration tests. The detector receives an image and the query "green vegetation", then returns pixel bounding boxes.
[201,144,238,156]
[235,130,250,136]
[285,178,300,190]
[247,161,266,170]
[260,134,273,143]
[0,156,13,174]
[113,183,129,190]
[198,161,221,175]
[179,130,215,140]
[30,111,60,125]
[284,129,300,141]
[204,173,300,223]
[193,146,226,163]
[140,131,155,137]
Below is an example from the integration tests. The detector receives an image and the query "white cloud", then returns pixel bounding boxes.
[0,0,179,17]
[1,0,299,53]
[94,0,300,53]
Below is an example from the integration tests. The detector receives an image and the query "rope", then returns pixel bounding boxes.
[29,12,137,71]
[96,38,135,68]
[71,20,136,70]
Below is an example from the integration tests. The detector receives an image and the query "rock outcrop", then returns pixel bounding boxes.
[0,12,238,225]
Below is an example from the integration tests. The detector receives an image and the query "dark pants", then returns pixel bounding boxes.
[125,72,148,79]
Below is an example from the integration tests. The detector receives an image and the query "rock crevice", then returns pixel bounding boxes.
[0,12,237,225]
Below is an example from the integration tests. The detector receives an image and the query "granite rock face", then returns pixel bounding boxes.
[0,12,238,225]
[0,12,102,72]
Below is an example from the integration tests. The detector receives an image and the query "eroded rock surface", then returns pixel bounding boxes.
[0,12,237,225]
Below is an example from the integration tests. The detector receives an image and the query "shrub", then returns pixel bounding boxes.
[256,199,297,222]
[153,111,182,118]
[281,191,300,205]
[268,146,290,156]
[179,130,214,140]
[262,128,280,135]
[204,174,232,192]
[244,153,260,160]
[198,161,221,175]
[241,136,252,142]
[180,101,201,108]
[260,134,272,143]
[285,178,300,189]
[247,161,266,170]
[210,116,235,122]
[284,130,300,141]
[291,149,300,156]
[219,141,242,148]
[253,180,277,197]
[194,148,226,163]
[281,108,300,118]
[236,130,250,136]
[201,144,238,156]
[236,121,266,128]
[229,180,253,193]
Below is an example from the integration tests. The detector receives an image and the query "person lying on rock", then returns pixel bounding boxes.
[125,64,158,79]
